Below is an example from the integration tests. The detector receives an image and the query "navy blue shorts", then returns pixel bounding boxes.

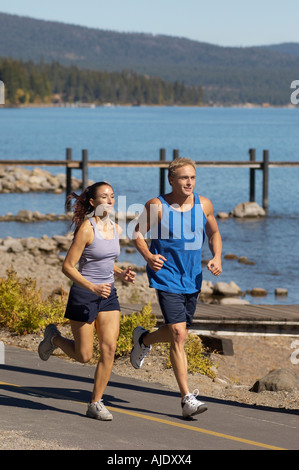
[64,283,120,323]
[156,290,199,328]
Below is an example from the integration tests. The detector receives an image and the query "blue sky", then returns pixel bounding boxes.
[0,0,298,47]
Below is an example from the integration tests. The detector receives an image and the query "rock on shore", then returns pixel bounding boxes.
[250,368,299,393]
[0,166,93,193]
[217,201,266,219]
[232,202,266,218]
[0,210,73,222]
[0,233,288,303]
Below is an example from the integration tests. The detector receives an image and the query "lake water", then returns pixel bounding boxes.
[0,106,298,305]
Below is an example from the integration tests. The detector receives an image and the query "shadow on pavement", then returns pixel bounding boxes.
[1,363,298,418]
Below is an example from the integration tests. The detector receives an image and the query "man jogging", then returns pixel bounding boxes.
[130,157,222,419]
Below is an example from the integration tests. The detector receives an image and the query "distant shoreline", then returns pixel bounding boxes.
[1,102,297,110]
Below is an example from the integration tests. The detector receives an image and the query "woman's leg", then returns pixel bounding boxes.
[91,310,120,403]
[53,320,94,363]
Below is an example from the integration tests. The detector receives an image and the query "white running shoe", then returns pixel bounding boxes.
[182,389,207,418]
[38,324,61,361]
[130,326,152,369]
[86,400,113,421]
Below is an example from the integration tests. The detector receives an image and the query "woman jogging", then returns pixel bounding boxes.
[38,181,136,421]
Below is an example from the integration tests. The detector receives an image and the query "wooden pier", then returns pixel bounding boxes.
[120,302,299,336]
[1,147,299,212]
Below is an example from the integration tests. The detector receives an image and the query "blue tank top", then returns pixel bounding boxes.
[78,217,120,284]
[147,193,206,294]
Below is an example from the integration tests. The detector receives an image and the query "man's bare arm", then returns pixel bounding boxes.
[201,197,222,276]
[132,198,167,272]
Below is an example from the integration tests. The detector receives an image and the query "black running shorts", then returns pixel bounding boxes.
[64,283,120,323]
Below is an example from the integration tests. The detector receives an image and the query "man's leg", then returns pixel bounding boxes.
[142,324,169,344]
[135,322,207,417]
[168,322,189,398]
[133,288,207,417]
[142,322,189,398]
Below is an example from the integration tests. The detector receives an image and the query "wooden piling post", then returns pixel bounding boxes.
[81,149,88,190]
[159,148,166,195]
[66,148,72,212]
[173,149,179,160]
[262,150,269,212]
[249,148,256,202]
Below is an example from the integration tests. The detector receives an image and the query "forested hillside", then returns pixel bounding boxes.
[0,58,203,105]
[0,13,298,105]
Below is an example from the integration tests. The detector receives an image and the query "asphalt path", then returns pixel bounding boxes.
[0,345,298,454]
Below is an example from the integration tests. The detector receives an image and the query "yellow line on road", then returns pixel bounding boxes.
[106,406,286,450]
[0,381,286,450]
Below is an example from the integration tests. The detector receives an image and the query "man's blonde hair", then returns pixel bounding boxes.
[168,157,196,179]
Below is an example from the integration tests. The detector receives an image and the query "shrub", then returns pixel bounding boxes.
[164,334,216,379]
[0,269,67,334]
[185,334,216,378]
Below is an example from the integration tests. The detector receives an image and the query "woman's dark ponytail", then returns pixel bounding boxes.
[66,181,112,233]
